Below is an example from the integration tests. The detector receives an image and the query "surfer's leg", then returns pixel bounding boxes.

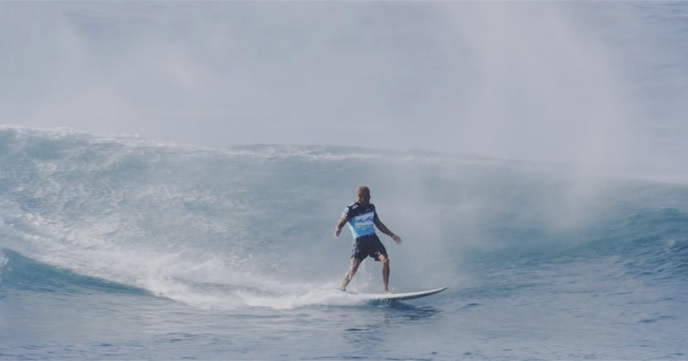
[378,254,391,294]
[340,258,362,291]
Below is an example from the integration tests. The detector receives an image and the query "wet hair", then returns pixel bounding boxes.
[356,186,370,196]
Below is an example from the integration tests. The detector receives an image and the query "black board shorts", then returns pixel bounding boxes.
[351,234,388,261]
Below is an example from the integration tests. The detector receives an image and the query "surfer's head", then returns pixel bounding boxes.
[356,186,371,205]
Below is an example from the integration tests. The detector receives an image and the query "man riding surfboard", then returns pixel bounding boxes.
[334,186,402,293]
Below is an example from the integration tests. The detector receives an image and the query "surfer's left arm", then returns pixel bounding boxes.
[374,215,402,244]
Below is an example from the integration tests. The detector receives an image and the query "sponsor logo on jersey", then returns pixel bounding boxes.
[349,210,375,238]
[352,211,374,226]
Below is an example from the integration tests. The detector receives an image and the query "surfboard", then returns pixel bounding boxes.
[355,287,448,302]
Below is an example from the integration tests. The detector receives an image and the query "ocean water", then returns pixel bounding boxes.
[1,127,687,360]
[3,0,688,359]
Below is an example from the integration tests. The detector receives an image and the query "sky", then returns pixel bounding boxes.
[1,2,686,173]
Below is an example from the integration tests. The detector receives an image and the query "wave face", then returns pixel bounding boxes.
[1,127,687,359]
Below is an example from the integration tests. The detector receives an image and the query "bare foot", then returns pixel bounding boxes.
[383,289,393,294]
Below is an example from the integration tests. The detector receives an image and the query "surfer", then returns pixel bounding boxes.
[334,186,402,293]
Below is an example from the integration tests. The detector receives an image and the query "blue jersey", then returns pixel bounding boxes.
[343,202,377,239]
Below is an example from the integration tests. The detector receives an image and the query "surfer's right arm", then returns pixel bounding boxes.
[334,215,347,238]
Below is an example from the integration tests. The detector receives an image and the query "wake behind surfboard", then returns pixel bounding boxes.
[350,287,448,302]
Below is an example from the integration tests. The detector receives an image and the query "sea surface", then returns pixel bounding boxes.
[1,127,687,360]
[3,1,688,359]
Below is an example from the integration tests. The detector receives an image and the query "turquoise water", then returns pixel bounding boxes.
[1,128,686,360]
[2,1,688,359]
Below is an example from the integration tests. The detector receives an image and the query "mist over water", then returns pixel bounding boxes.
[1,2,686,174]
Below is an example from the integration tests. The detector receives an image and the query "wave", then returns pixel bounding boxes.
[1,126,687,309]
[0,249,144,295]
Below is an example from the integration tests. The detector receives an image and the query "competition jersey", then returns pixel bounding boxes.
[343,202,377,239]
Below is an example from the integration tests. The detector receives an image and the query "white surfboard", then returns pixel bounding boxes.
[354,287,448,302]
